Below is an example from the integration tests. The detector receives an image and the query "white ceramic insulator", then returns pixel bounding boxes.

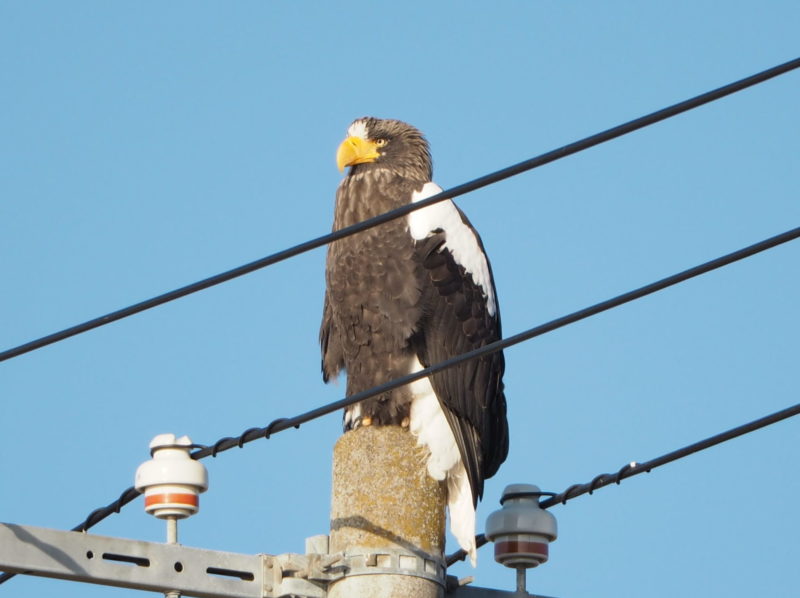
[134,434,208,520]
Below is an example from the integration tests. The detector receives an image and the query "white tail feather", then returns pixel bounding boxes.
[447,462,477,566]
[409,390,459,480]
[409,357,478,566]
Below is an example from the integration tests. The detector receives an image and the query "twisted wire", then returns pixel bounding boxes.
[445,402,800,566]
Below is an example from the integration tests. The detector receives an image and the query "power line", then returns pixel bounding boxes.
[3,56,798,587]
[2,56,798,364]
[0,223,794,587]
[445,401,800,566]
[194,223,800,458]
[193,225,799,458]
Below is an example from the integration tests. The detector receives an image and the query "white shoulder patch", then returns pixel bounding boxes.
[409,182,497,316]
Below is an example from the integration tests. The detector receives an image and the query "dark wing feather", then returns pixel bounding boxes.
[412,216,509,504]
[319,291,344,383]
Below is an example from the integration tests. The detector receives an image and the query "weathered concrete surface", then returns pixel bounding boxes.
[329,425,445,598]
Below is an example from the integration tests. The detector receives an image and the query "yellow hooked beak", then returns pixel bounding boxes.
[336,136,381,172]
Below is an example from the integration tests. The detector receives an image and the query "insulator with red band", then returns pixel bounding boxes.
[134,434,208,519]
[485,484,557,569]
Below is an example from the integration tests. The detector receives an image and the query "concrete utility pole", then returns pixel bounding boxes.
[329,425,447,598]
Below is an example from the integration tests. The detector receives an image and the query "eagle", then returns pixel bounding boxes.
[320,117,508,564]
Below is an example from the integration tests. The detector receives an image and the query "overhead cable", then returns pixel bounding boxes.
[0,223,794,577]
[445,401,800,566]
[2,56,799,363]
[191,225,800,458]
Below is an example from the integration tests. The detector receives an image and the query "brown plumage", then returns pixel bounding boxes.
[320,117,508,562]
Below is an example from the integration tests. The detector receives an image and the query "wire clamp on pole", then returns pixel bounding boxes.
[336,549,447,588]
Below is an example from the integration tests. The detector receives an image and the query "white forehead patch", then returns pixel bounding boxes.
[347,120,369,140]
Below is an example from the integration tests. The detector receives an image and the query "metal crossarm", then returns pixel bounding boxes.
[1,522,543,597]
[0,523,264,598]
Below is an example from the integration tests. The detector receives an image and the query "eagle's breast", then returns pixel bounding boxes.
[326,170,425,412]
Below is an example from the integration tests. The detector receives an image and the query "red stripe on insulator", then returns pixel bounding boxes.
[494,540,549,557]
[145,493,198,507]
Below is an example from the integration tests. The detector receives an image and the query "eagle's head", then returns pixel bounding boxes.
[336,117,432,182]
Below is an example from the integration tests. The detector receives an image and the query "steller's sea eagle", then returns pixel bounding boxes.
[319,117,508,564]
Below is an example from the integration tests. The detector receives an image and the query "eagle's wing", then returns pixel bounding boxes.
[320,290,344,384]
[409,183,509,504]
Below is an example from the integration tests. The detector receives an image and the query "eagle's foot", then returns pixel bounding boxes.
[348,415,373,430]
[344,412,411,430]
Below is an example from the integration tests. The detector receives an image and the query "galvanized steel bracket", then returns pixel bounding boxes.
[337,548,446,588]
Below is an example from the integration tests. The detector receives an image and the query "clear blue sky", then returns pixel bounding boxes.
[2,3,798,597]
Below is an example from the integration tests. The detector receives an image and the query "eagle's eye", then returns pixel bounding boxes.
[374,138,388,147]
